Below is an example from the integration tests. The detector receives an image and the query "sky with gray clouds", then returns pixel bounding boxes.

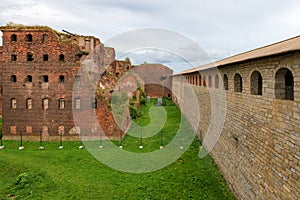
[1,0,300,72]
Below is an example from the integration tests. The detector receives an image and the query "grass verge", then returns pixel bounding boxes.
[0,99,235,200]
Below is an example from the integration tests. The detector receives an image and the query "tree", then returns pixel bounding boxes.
[125,57,131,64]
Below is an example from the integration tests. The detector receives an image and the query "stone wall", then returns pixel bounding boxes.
[172,52,300,199]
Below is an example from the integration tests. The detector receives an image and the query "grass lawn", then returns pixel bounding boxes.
[0,99,235,200]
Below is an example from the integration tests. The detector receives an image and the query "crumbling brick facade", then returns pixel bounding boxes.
[0,24,174,141]
[131,64,173,98]
[0,25,115,140]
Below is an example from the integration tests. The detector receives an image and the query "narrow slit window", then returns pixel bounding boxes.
[11,34,17,42]
[59,98,65,109]
[26,98,32,109]
[11,98,17,109]
[11,75,17,82]
[43,98,49,110]
[43,54,49,61]
[26,75,32,83]
[59,75,65,82]
[11,54,17,61]
[25,34,33,42]
[42,34,48,42]
[42,75,48,82]
[59,54,65,61]
[27,52,34,61]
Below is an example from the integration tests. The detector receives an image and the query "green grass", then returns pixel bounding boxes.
[120,99,180,152]
[0,99,235,200]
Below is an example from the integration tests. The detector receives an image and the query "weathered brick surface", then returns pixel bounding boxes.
[131,63,173,98]
[0,46,3,116]
[0,25,115,140]
[0,25,174,141]
[173,52,300,199]
[95,60,135,138]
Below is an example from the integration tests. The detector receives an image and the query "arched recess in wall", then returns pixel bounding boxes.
[275,68,294,100]
[199,74,202,86]
[59,54,65,61]
[11,98,17,109]
[25,34,32,42]
[26,98,33,109]
[215,74,219,89]
[203,76,206,87]
[42,98,49,110]
[59,98,65,109]
[26,75,32,82]
[59,75,65,82]
[250,70,263,95]
[208,75,212,87]
[223,74,229,90]
[42,34,48,42]
[11,75,17,82]
[11,34,17,42]
[234,73,242,92]
[27,52,34,61]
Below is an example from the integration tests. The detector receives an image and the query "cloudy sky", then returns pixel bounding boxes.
[1,0,300,72]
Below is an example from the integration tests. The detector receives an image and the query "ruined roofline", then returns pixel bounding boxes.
[0,22,100,41]
[0,23,54,31]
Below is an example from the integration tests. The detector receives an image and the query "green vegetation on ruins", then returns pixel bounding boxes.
[0,99,235,199]
[1,22,94,44]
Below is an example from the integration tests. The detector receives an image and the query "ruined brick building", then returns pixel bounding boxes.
[0,24,172,140]
[0,24,111,140]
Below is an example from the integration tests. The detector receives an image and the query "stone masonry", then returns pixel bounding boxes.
[173,42,300,198]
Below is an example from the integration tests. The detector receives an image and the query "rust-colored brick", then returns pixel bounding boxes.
[0,24,174,141]
[0,25,113,140]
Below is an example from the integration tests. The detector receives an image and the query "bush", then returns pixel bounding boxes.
[140,97,146,105]
[15,173,30,188]
[129,105,141,119]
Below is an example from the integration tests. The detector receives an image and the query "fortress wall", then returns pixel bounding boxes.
[172,52,300,199]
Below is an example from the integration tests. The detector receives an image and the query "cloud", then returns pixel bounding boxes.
[1,0,300,71]
[104,28,213,72]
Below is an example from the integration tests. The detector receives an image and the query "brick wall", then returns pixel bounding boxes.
[131,63,173,98]
[0,25,116,141]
